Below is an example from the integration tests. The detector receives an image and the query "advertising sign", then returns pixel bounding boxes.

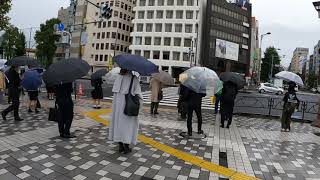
[215,39,239,61]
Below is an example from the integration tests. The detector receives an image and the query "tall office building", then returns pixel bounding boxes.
[250,17,259,81]
[290,47,309,74]
[129,0,200,77]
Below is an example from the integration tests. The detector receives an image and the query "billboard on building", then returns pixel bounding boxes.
[215,39,239,61]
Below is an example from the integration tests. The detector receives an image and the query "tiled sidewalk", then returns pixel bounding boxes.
[0,97,319,179]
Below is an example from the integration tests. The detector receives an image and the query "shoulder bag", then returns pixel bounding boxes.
[124,76,140,116]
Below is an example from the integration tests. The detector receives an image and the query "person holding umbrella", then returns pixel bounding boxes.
[150,78,162,116]
[91,69,108,109]
[21,70,42,113]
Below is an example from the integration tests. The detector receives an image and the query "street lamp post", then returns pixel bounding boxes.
[258,32,271,82]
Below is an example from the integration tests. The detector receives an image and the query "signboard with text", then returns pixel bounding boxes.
[215,39,239,61]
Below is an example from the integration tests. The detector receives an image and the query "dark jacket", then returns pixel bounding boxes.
[91,78,103,88]
[221,82,238,105]
[283,91,300,108]
[181,86,206,105]
[7,68,21,89]
[56,83,73,100]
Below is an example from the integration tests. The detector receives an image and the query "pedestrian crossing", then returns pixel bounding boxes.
[104,87,216,110]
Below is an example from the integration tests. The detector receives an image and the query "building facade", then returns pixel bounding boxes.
[250,16,259,81]
[290,47,309,74]
[199,0,252,75]
[129,0,200,77]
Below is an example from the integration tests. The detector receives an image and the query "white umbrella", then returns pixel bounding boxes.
[275,71,304,86]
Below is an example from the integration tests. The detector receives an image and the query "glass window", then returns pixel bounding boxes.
[177,0,184,5]
[97,33,100,39]
[100,55,103,61]
[187,0,193,6]
[185,24,192,33]
[103,21,106,28]
[167,0,173,5]
[166,10,173,19]
[156,10,163,18]
[173,52,180,60]
[101,43,104,50]
[108,21,111,27]
[107,32,110,38]
[96,43,99,50]
[113,21,117,27]
[158,0,164,5]
[175,24,182,32]
[112,32,116,38]
[95,55,98,61]
[163,51,170,60]
[106,43,109,49]
[176,10,183,19]
[138,11,144,19]
[102,32,105,39]
[186,11,193,19]
[139,0,146,6]
[104,55,108,61]
[174,38,181,46]
[144,51,150,59]
[154,37,161,45]
[137,24,143,32]
[145,37,152,45]
[153,51,160,59]
[118,22,122,28]
[114,10,119,17]
[164,37,171,46]
[183,53,189,61]
[154,23,162,32]
[165,24,172,32]
[147,11,154,19]
[135,37,142,45]
[184,38,191,47]
[135,50,141,56]
[146,23,153,32]
[149,0,155,6]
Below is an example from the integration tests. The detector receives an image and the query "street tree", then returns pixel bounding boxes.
[1,25,20,59]
[261,47,281,82]
[0,0,12,30]
[307,72,317,89]
[15,32,26,56]
[35,18,60,68]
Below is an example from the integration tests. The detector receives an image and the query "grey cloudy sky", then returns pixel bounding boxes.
[8,0,320,67]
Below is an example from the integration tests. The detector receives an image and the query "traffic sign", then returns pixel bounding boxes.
[58,23,65,31]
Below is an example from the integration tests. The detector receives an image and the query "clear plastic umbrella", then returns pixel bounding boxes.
[179,67,219,96]
[275,71,304,86]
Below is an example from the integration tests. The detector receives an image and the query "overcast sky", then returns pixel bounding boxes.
[8,0,320,67]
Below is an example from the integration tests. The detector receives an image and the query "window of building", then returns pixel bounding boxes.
[155,23,162,32]
[154,37,161,45]
[156,10,163,18]
[118,22,122,28]
[185,24,192,33]
[138,11,144,19]
[145,37,151,45]
[166,10,173,19]
[122,24,126,30]
[146,23,153,32]
[95,55,98,61]
[186,11,193,19]
[167,0,173,5]
[97,33,100,39]
[101,43,105,50]
[120,12,123,18]
[165,23,172,32]
[114,10,119,17]
[175,24,182,32]
[115,0,120,7]
[126,36,128,42]
[135,50,141,55]
[183,53,189,61]
[107,32,110,38]
[134,37,142,45]
[137,23,143,32]
[125,4,128,10]
[184,38,191,47]
[92,43,94,47]
[158,0,164,5]
[122,34,125,41]
[126,25,129,31]
[177,0,184,5]
[163,51,170,60]
[103,21,107,28]
[104,55,108,61]
[174,38,181,46]
[121,2,124,8]
[176,10,183,19]
[116,45,120,50]
[108,21,111,27]
[139,0,146,6]
[147,11,154,19]
[101,32,105,39]
[98,21,102,28]
[100,55,103,61]
[117,33,121,39]
[173,52,180,60]
[124,14,127,20]
[106,43,109,49]
[91,54,94,58]
[112,32,116,38]
[153,51,160,59]
[111,43,115,50]
[187,0,193,6]
[149,0,155,5]
[164,37,171,46]
[144,51,150,59]
[113,21,117,27]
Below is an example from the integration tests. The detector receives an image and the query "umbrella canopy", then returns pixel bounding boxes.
[220,72,246,90]
[152,70,174,85]
[103,67,121,84]
[91,69,108,80]
[5,56,39,67]
[21,70,42,90]
[179,67,219,96]
[113,54,158,76]
[43,58,90,86]
[275,71,304,86]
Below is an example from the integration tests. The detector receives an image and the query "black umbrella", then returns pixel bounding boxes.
[43,58,90,86]
[91,69,108,80]
[5,56,39,67]
[220,72,246,90]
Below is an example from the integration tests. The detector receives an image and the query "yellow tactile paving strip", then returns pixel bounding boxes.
[84,109,260,180]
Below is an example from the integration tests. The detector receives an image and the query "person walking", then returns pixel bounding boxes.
[91,77,104,109]
[109,69,142,154]
[56,82,75,138]
[27,89,39,113]
[281,82,299,132]
[0,69,6,104]
[177,84,187,120]
[150,78,162,116]
[220,81,238,128]
[1,66,23,121]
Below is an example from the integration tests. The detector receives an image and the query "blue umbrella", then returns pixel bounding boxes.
[113,54,158,76]
[21,70,42,91]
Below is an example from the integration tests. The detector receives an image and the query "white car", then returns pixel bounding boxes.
[258,83,284,95]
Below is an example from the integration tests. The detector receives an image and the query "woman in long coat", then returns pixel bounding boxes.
[109,69,143,154]
[91,77,103,109]
[150,78,162,116]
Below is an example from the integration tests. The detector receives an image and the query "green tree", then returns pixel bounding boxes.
[35,18,60,68]
[307,72,317,89]
[1,25,20,59]
[261,47,281,82]
[0,0,12,30]
[15,32,26,56]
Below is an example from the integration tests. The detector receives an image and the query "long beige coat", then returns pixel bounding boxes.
[0,72,6,91]
[150,78,162,102]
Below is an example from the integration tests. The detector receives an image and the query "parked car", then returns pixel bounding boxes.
[258,83,284,95]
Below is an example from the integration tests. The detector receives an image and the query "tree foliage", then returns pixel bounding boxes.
[35,18,60,68]
[261,47,281,82]
[0,0,12,30]
[1,25,20,59]
[15,32,26,56]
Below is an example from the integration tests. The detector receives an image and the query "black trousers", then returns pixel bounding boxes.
[2,88,20,119]
[220,103,234,126]
[187,104,202,133]
[57,98,74,135]
[150,102,159,114]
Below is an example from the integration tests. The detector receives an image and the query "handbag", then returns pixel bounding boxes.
[124,76,140,116]
[158,90,163,101]
[48,102,59,122]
